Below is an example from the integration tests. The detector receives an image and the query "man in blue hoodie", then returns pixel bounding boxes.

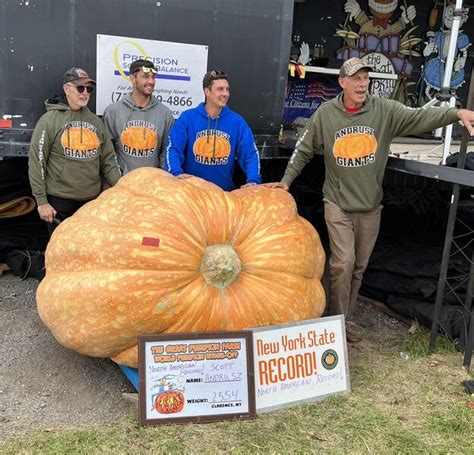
[164,70,261,190]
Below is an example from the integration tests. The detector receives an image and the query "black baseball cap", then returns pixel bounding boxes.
[63,67,96,85]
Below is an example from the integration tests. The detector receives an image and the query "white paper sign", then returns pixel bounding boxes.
[141,336,252,422]
[96,34,208,116]
[253,316,350,413]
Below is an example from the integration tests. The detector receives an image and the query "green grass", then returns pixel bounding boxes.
[2,325,473,454]
[400,321,460,359]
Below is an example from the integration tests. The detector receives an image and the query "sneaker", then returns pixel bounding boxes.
[346,325,362,343]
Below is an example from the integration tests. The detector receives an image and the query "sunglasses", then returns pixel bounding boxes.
[209,70,227,78]
[131,66,157,75]
[69,84,94,94]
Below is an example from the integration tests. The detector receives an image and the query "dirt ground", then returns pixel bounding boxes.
[0,274,136,442]
[0,271,407,442]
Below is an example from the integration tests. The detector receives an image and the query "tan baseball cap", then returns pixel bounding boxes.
[339,58,372,77]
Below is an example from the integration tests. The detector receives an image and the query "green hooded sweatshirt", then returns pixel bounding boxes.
[28,95,121,206]
[281,94,459,212]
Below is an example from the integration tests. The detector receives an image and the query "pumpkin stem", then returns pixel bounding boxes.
[200,244,241,288]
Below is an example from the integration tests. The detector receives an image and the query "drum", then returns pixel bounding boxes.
[362,52,397,98]
[381,35,400,55]
[391,56,413,76]
[359,34,380,53]
[336,46,361,61]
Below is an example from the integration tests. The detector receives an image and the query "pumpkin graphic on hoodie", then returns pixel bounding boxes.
[193,129,231,165]
[60,121,101,159]
[333,125,377,167]
[120,120,158,157]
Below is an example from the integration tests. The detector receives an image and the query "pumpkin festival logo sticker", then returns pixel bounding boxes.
[193,130,231,165]
[60,121,100,159]
[321,349,339,370]
[121,120,159,157]
[333,126,377,167]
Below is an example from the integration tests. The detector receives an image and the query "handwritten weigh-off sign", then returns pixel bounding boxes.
[253,316,350,413]
[138,332,256,425]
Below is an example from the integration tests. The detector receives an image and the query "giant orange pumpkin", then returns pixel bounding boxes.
[37,168,325,368]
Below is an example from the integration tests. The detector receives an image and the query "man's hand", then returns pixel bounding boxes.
[457,109,474,136]
[37,203,57,223]
[241,182,257,188]
[262,182,289,191]
[177,173,192,179]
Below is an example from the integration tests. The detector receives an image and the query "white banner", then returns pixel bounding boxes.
[253,316,350,413]
[96,34,208,116]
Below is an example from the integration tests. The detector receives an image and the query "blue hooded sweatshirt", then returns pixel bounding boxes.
[164,103,261,190]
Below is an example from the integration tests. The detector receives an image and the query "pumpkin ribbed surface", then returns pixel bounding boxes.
[37,168,325,368]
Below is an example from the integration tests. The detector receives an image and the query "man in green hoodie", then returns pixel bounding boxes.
[265,57,474,342]
[28,67,121,236]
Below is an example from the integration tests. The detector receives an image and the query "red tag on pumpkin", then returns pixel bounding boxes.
[142,237,160,247]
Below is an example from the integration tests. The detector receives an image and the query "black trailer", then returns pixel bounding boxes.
[0,0,293,156]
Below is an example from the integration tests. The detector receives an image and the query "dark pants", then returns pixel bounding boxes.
[46,195,90,237]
